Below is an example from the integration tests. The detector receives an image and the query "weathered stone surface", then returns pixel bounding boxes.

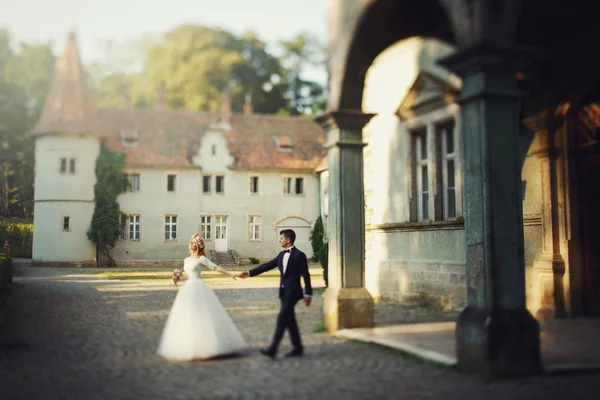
[323,287,374,332]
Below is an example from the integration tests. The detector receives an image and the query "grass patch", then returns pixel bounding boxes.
[95,269,323,283]
[313,323,325,333]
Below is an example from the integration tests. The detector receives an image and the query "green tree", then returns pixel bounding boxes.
[142,25,287,113]
[309,215,328,287]
[86,143,129,267]
[0,30,55,217]
[278,33,327,115]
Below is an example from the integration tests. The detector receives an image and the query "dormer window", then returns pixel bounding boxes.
[120,128,139,147]
[273,135,293,152]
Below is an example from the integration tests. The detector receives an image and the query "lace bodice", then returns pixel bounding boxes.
[183,255,217,280]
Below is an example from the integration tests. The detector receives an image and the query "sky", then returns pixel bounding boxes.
[0,0,328,79]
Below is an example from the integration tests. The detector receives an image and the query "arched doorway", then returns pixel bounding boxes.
[275,217,313,259]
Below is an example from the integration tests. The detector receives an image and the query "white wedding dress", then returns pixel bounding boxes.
[157,255,248,361]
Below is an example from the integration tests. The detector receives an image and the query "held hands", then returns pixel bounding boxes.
[303,296,311,306]
[235,271,249,279]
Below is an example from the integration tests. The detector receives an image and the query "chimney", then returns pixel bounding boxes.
[243,92,253,116]
[156,85,167,109]
[221,91,232,125]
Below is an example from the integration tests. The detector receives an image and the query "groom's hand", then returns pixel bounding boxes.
[303,296,311,306]
[237,271,249,279]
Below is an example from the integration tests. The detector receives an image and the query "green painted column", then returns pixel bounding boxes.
[439,47,542,377]
[315,110,375,332]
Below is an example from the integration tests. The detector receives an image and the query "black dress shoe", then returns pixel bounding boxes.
[259,348,276,359]
[284,348,304,358]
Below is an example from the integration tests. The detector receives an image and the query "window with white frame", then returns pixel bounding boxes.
[413,129,429,221]
[200,215,212,240]
[164,215,178,240]
[69,159,76,174]
[409,118,460,223]
[216,175,225,193]
[62,216,71,232]
[283,177,304,196]
[167,174,177,192]
[117,214,141,240]
[249,176,259,194]
[437,120,457,219]
[60,158,67,174]
[203,175,212,193]
[248,215,262,241]
[129,173,140,192]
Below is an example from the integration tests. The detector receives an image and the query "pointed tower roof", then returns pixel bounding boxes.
[31,31,103,137]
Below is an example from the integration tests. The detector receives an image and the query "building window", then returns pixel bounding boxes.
[200,215,212,240]
[62,216,70,232]
[437,121,457,219]
[211,145,216,155]
[129,214,141,240]
[413,129,429,221]
[59,158,67,174]
[250,176,259,194]
[167,174,177,192]
[248,215,262,241]
[69,159,76,174]
[129,173,140,192]
[164,215,178,241]
[273,135,293,152]
[203,175,212,193]
[409,118,460,222]
[295,178,304,195]
[216,175,225,194]
[283,177,304,196]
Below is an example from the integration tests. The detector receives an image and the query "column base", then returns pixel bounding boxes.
[456,305,542,377]
[323,287,374,333]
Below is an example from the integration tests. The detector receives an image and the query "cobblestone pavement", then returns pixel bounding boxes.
[1,266,600,400]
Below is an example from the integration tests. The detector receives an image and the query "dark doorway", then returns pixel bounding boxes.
[574,101,600,316]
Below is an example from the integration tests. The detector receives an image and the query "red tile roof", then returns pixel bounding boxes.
[32,31,327,171]
[98,108,326,170]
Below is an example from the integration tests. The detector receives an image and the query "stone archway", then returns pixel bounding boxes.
[319,0,546,377]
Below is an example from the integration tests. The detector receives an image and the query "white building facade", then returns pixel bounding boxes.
[30,32,325,267]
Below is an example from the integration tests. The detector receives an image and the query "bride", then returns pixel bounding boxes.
[157,233,248,361]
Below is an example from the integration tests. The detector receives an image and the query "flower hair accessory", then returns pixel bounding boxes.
[191,233,205,249]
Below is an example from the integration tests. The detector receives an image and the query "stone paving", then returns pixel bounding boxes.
[1,265,600,400]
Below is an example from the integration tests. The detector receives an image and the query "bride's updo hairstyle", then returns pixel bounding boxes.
[189,233,206,257]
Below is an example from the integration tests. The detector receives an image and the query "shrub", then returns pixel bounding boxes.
[0,220,33,258]
[0,251,13,293]
[249,257,260,264]
[309,215,328,286]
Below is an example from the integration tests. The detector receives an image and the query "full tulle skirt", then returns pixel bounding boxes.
[157,278,248,361]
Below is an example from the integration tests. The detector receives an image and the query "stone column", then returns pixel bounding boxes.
[439,47,542,377]
[315,110,375,332]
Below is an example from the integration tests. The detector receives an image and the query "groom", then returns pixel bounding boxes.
[237,229,312,359]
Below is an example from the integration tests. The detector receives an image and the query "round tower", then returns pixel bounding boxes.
[30,31,101,266]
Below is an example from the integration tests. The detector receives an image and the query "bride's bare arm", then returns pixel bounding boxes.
[213,265,236,279]
[201,256,236,279]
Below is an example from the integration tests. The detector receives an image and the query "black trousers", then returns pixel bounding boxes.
[269,296,302,351]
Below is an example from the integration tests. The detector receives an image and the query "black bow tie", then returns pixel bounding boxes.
[283,249,291,254]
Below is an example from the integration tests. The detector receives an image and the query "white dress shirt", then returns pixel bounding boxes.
[282,246,294,275]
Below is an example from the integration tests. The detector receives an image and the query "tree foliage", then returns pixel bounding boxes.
[86,143,129,267]
[0,30,55,217]
[93,25,326,115]
[309,215,328,287]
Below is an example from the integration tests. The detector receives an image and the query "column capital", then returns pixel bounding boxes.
[315,109,376,131]
[438,45,538,78]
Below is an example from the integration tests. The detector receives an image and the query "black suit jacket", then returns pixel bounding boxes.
[249,247,312,301]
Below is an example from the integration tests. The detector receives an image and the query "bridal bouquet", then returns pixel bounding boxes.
[171,269,183,286]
